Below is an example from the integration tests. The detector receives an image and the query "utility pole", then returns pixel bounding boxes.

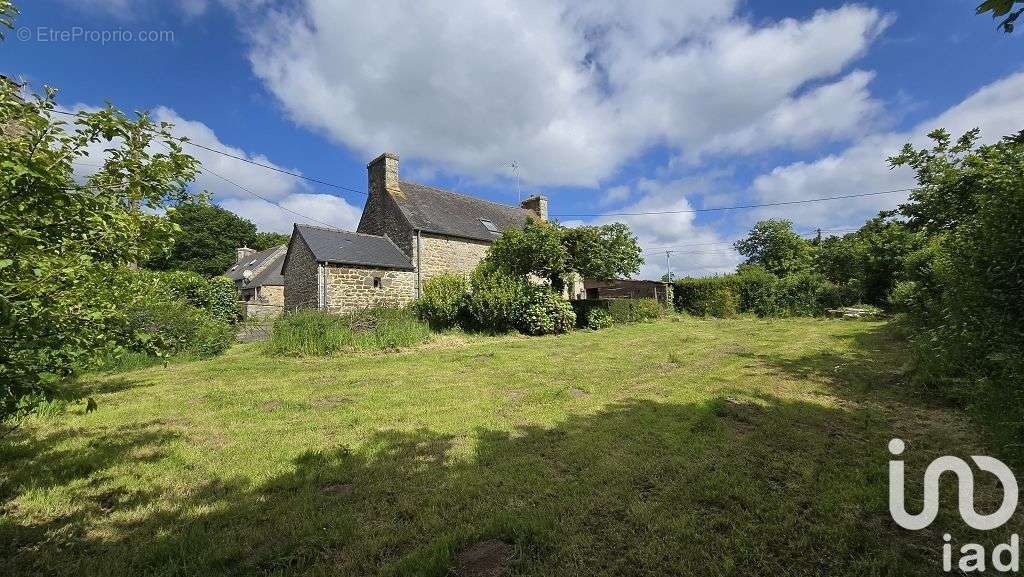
[665,251,673,283]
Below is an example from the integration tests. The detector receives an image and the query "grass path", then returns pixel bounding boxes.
[1,318,1016,576]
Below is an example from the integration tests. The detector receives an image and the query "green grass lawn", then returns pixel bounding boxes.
[1,317,1017,576]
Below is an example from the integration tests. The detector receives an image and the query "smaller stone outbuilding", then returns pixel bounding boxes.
[282,224,416,314]
[224,244,287,317]
[583,278,674,308]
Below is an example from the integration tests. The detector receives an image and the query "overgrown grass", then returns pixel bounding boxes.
[264,307,431,356]
[1,318,1016,576]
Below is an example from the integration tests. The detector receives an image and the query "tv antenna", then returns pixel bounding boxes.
[507,161,521,203]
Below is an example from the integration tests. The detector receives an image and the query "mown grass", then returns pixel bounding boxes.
[1,317,1018,576]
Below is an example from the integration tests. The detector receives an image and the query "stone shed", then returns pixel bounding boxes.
[282,224,416,314]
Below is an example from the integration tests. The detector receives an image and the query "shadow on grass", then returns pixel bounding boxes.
[7,395,983,577]
[3,322,1014,577]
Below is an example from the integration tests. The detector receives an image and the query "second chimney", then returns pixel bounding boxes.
[367,152,401,197]
[236,246,256,263]
[521,195,549,222]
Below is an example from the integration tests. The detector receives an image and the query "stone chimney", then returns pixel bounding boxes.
[367,152,401,197]
[236,246,256,263]
[520,195,549,221]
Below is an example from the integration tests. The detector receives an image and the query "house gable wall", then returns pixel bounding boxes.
[284,234,319,310]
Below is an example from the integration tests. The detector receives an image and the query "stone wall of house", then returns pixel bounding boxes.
[258,285,285,306]
[284,236,319,310]
[324,265,416,313]
[413,233,491,286]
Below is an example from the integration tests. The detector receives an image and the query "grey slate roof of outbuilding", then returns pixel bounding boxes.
[293,224,414,270]
[224,245,286,286]
[393,180,534,242]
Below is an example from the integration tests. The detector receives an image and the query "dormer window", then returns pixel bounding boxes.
[480,219,499,234]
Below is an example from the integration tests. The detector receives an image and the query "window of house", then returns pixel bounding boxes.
[373,276,382,289]
[480,219,499,234]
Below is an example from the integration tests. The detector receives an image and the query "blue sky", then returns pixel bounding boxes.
[3,0,1022,278]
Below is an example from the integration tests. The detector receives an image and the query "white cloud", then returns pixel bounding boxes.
[588,178,741,279]
[749,70,1024,230]
[68,104,362,233]
[241,1,890,187]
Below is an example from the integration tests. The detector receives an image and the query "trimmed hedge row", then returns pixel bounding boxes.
[570,298,664,328]
[674,266,861,318]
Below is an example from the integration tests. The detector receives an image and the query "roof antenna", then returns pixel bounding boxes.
[507,161,521,204]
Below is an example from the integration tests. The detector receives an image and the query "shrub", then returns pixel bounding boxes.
[570,301,614,330]
[674,277,739,317]
[521,289,576,335]
[607,298,665,323]
[734,265,780,317]
[149,270,241,324]
[462,271,531,333]
[265,307,430,356]
[774,272,830,317]
[414,274,469,329]
[121,299,235,358]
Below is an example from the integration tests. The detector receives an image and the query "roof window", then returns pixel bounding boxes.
[480,219,499,234]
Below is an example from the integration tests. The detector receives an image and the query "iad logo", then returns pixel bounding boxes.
[888,438,1021,572]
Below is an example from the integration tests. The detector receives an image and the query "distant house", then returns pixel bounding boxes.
[282,152,551,313]
[224,245,287,316]
[583,278,674,307]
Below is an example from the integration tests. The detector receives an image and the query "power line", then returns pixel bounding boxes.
[194,164,340,229]
[52,108,368,196]
[552,188,914,218]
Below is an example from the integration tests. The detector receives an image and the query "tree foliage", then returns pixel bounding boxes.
[890,129,1024,459]
[483,218,643,288]
[145,203,289,277]
[733,219,813,277]
[977,0,1024,32]
[0,77,203,423]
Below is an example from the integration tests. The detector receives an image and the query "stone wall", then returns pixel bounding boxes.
[284,236,319,310]
[258,285,285,307]
[324,265,416,314]
[414,233,491,286]
[357,154,414,256]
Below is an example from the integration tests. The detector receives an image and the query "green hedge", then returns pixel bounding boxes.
[570,298,663,327]
[674,277,739,317]
[119,298,235,359]
[674,269,860,318]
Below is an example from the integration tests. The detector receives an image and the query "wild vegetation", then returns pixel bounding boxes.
[264,308,431,356]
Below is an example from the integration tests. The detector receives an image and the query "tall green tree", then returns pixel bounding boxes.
[147,203,257,276]
[146,203,291,276]
[482,219,643,289]
[733,219,814,277]
[1,70,202,423]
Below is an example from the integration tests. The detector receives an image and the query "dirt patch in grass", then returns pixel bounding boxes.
[321,483,353,495]
[310,395,353,408]
[714,396,764,435]
[568,388,588,398]
[452,540,512,577]
[260,400,283,412]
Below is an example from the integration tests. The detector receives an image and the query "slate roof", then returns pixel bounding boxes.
[393,180,534,242]
[292,224,414,270]
[224,245,286,286]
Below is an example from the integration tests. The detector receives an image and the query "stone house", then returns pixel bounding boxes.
[282,152,550,312]
[225,244,287,317]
